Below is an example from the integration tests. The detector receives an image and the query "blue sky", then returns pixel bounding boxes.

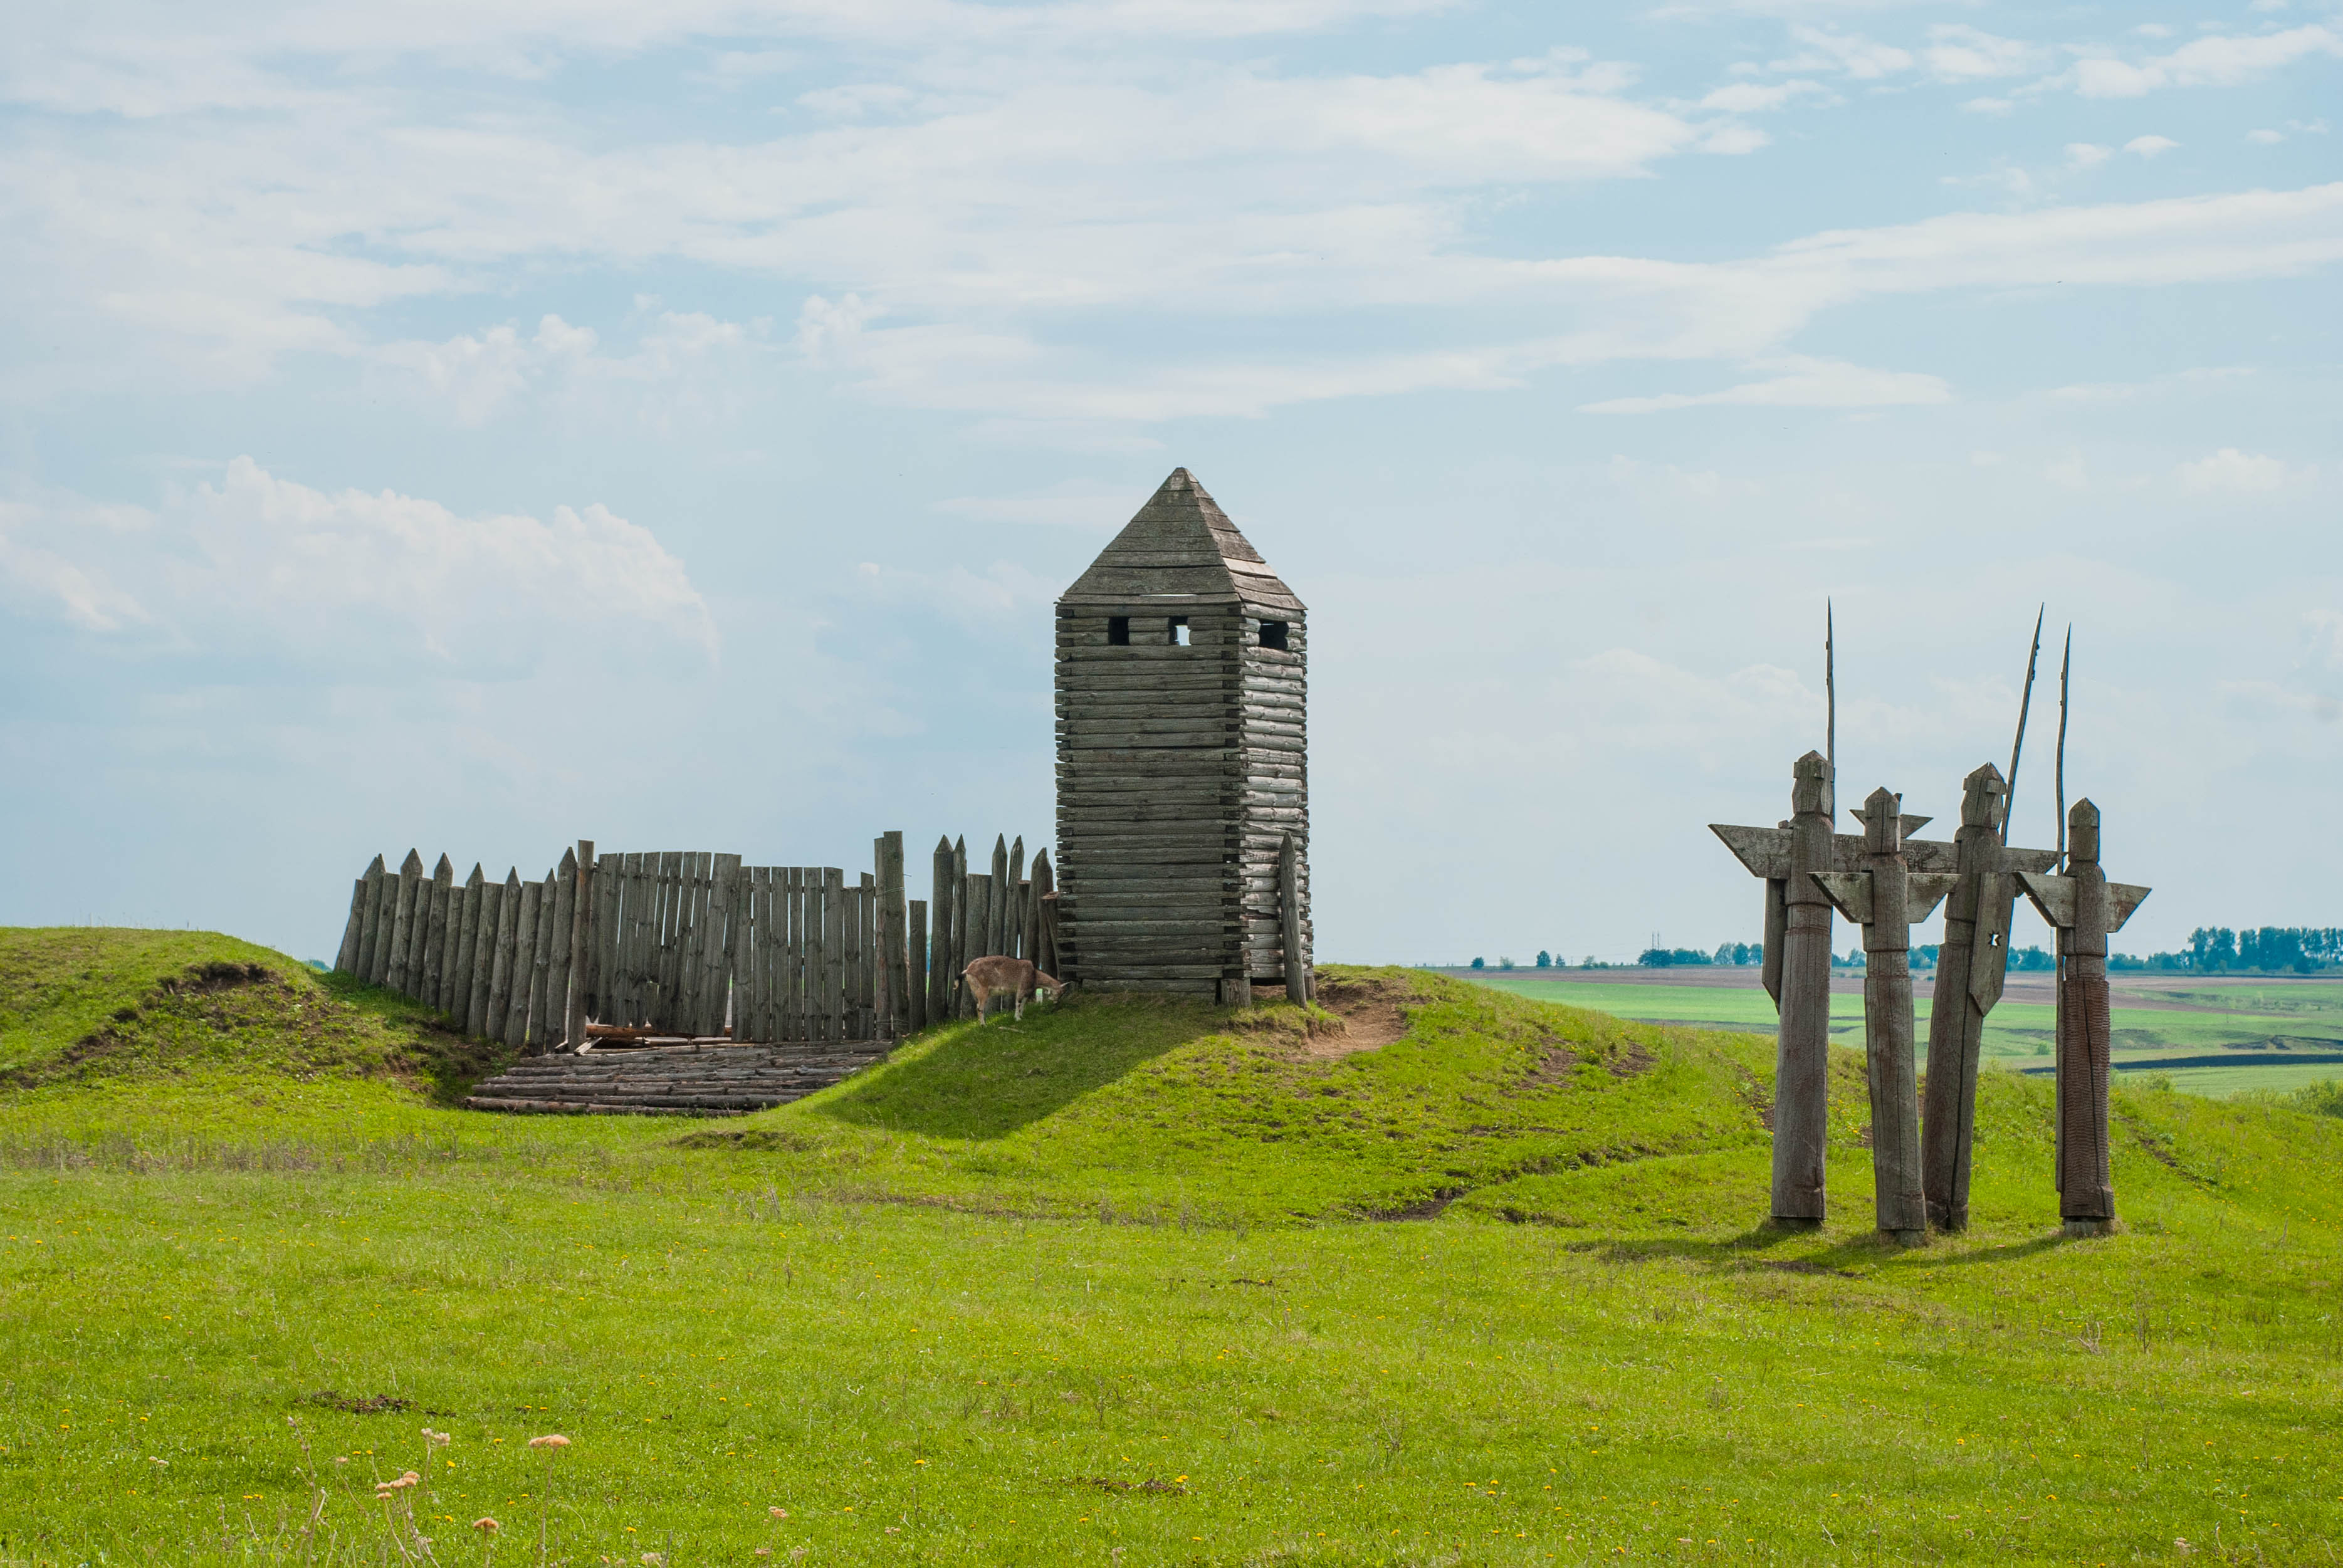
[2,0,2337,965]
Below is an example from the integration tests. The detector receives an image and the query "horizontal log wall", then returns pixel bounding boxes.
[1054,598,1308,997]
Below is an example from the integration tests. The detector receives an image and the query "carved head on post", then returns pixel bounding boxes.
[1961,763,2007,830]
[1792,750,1831,818]
[2068,798,2099,865]
[1862,787,1903,855]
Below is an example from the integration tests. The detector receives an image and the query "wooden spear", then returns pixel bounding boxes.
[2002,605,2045,844]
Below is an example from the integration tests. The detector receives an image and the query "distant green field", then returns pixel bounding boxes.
[1463,975,2343,1097]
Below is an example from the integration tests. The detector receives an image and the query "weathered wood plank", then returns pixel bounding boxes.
[907,896,928,1033]
[825,869,849,1043]
[501,876,537,1045]
[950,837,969,1017]
[359,855,391,984]
[878,832,907,1038]
[467,875,502,1038]
[519,872,552,1050]
[422,855,454,1010]
[334,874,368,975]
[386,849,423,996]
[739,866,765,1043]
[853,872,874,1039]
[701,854,739,1038]
[454,866,485,1026]
[491,869,528,1046]
[927,837,953,1028]
[1039,890,1062,980]
[551,845,580,1048]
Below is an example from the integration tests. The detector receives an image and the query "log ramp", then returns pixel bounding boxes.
[465,1039,890,1117]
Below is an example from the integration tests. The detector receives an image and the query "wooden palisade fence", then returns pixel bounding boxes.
[334,828,1059,1052]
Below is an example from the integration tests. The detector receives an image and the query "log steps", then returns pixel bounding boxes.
[464,1042,891,1117]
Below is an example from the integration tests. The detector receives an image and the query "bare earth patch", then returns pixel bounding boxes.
[1306,977,1414,1057]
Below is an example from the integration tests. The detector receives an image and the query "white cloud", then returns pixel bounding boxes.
[0,490,157,631]
[2038,365,2253,402]
[0,0,1465,116]
[1699,123,1772,155]
[2178,447,2297,493]
[372,311,763,427]
[2125,135,2179,158]
[1776,26,1912,80]
[1697,79,1821,112]
[1923,25,2043,82]
[933,484,1141,527]
[1961,97,2014,115]
[1577,356,1951,414]
[2248,128,2287,144]
[8,4,2343,432]
[0,459,715,664]
[2067,142,2112,168]
[2074,24,2343,98]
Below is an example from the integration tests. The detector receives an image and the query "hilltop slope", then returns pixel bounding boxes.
[6,933,2343,1562]
[0,927,510,1101]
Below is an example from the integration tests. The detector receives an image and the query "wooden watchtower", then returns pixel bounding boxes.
[1054,469,1309,1002]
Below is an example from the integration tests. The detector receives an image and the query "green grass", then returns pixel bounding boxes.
[0,926,516,1102]
[1469,974,2343,1091]
[4,931,2343,1564]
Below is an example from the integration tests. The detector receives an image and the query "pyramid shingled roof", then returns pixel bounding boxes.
[1061,469,1303,613]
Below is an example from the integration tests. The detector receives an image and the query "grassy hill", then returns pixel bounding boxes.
[3,929,2340,1564]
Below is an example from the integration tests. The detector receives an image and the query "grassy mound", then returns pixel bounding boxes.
[5,934,2343,1563]
[684,970,1770,1223]
[0,927,512,1101]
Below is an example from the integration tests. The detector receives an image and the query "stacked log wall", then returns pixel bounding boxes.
[1055,599,1307,995]
[1054,602,1236,994]
[1234,605,1309,983]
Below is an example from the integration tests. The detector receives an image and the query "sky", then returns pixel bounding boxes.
[1,0,2338,967]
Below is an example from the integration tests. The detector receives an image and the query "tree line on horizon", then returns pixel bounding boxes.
[1456,926,2342,976]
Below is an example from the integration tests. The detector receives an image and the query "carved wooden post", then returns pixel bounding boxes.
[2019,800,2151,1236]
[1713,751,1835,1226]
[1816,787,1958,1244]
[1772,751,1834,1226]
[1918,766,2060,1229]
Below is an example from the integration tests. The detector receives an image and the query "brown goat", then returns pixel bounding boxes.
[961,956,1063,1022]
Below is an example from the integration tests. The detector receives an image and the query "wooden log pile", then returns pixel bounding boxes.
[464,1041,893,1116]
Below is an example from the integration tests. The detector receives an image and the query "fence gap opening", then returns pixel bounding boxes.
[1169,616,1190,647]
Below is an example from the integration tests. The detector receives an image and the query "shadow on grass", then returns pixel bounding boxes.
[810,992,1224,1139]
[1575,1223,2076,1276]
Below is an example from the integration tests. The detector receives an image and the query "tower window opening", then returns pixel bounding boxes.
[1169,616,1190,647]
[1107,615,1130,645]
[1259,620,1289,651]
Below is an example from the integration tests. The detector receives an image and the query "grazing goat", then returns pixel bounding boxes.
[962,956,1063,1022]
